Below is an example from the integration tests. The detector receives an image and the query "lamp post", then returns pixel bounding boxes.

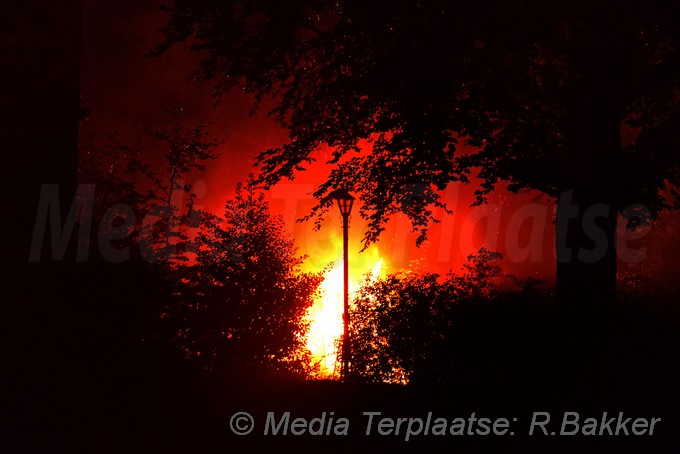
[331,189,354,382]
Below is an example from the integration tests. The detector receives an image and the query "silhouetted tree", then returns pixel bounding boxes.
[80,112,219,264]
[140,110,219,264]
[80,118,318,378]
[167,182,322,376]
[351,249,504,383]
[155,0,680,305]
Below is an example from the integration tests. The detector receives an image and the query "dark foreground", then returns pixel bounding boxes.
[1,262,679,454]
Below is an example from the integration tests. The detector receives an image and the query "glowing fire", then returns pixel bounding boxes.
[305,251,384,379]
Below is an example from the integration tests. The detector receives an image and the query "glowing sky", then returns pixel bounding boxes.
[79,0,680,294]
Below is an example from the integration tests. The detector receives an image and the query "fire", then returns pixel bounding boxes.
[304,247,384,379]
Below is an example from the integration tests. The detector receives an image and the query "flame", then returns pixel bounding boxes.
[304,245,384,379]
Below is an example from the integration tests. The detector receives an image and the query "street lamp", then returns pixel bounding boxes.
[331,189,354,381]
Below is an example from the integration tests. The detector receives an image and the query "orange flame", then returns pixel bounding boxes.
[304,242,384,379]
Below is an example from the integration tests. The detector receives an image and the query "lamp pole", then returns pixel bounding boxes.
[341,207,350,381]
[331,189,354,382]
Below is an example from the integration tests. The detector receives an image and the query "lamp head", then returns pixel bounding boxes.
[330,189,355,217]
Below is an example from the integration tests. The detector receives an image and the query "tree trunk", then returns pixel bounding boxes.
[556,97,622,306]
[1,0,83,262]
[555,188,618,305]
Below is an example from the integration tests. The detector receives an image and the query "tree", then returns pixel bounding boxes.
[155,0,680,304]
[167,182,322,376]
[351,249,504,384]
[80,110,220,265]
[139,110,220,264]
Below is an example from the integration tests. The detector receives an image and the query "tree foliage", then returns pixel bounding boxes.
[80,110,219,264]
[155,0,680,247]
[81,118,319,376]
[351,249,506,384]
[166,182,322,375]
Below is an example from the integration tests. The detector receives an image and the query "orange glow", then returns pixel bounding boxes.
[303,235,385,379]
